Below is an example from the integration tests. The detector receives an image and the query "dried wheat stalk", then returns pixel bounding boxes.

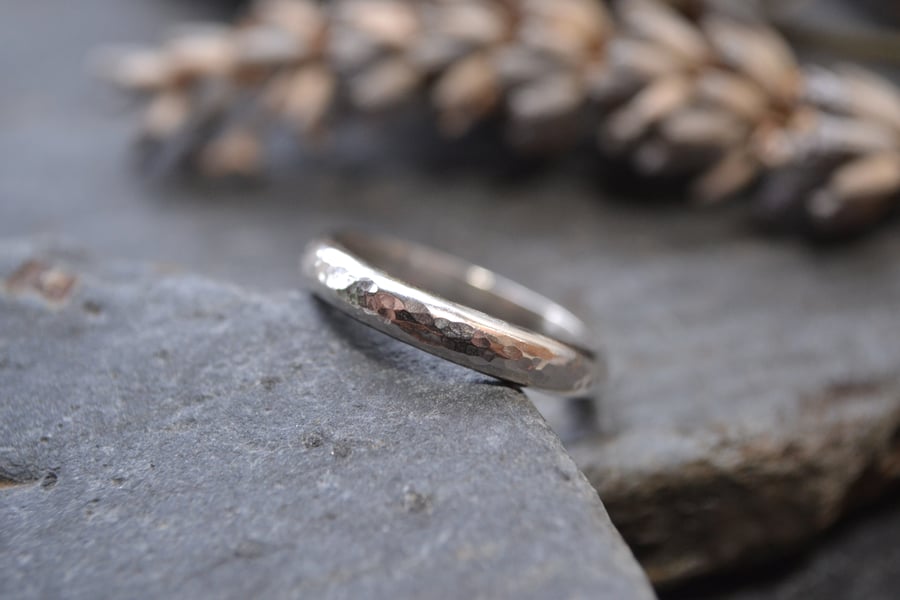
[597,0,900,238]
[97,0,900,239]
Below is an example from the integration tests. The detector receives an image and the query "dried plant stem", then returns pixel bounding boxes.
[97,0,900,240]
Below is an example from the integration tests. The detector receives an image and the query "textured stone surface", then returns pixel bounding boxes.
[0,239,654,599]
[4,0,900,593]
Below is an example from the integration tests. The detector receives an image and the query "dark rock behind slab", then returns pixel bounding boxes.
[0,239,654,600]
[557,231,900,585]
[661,493,900,600]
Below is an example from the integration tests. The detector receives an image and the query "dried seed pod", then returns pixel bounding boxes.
[509,73,584,122]
[328,28,382,71]
[102,0,617,166]
[254,0,325,44]
[267,65,335,134]
[141,90,192,140]
[349,58,421,110]
[702,16,798,103]
[604,75,694,146]
[428,2,509,46]
[232,24,307,68]
[603,39,687,83]
[753,107,818,168]
[692,148,760,204]
[789,115,898,161]
[804,65,900,133]
[336,0,419,50]
[198,126,263,177]
[519,0,610,62]
[807,152,900,235]
[694,69,770,123]
[618,0,710,65]
[432,52,500,135]
[100,0,900,239]
[493,46,559,86]
[660,107,748,149]
[164,24,236,79]
[411,37,471,72]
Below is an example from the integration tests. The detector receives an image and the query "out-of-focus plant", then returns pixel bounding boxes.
[97,0,900,240]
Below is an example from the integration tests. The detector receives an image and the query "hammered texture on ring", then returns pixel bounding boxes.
[302,232,603,396]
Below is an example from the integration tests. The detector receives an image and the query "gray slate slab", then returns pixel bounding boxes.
[4,0,900,591]
[0,239,654,600]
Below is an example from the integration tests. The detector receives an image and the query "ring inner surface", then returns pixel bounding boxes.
[334,232,588,347]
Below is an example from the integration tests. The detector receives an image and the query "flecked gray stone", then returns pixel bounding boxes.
[4,0,900,592]
[0,239,654,600]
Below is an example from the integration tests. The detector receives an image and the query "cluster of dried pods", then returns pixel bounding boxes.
[99,0,900,239]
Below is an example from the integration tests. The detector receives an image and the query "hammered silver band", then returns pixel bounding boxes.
[302,231,603,396]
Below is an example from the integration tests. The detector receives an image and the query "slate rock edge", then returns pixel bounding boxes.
[569,379,900,586]
[0,238,655,600]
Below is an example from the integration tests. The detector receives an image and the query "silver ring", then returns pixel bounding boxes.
[302,231,604,396]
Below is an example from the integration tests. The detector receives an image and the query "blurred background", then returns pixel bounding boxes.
[3,1,900,598]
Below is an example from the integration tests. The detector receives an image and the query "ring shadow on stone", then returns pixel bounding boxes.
[311,295,601,440]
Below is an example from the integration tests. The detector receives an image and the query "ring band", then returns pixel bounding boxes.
[302,231,603,396]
